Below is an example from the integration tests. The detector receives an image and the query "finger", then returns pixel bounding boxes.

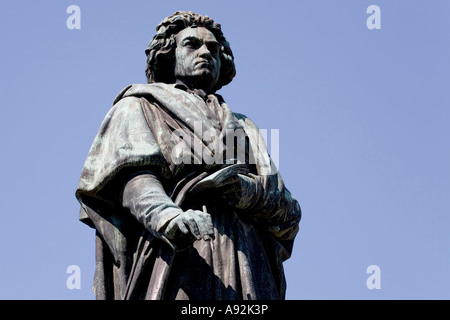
[199,208,214,239]
[183,214,201,239]
[219,175,239,187]
[164,219,179,239]
[220,190,237,200]
[201,213,214,238]
[216,186,238,200]
[195,212,214,240]
[194,214,211,240]
[217,189,239,206]
[219,186,237,194]
[176,219,190,235]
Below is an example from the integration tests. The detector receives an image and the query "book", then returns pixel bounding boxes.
[189,164,250,195]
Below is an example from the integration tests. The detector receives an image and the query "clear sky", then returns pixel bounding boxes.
[1,0,449,300]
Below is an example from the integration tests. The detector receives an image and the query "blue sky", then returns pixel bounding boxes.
[1,0,449,299]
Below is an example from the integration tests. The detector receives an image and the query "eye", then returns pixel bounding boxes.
[208,43,220,54]
[183,39,201,49]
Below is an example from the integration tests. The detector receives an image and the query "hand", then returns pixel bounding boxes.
[163,209,214,242]
[218,174,259,209]
[218,175,242,206]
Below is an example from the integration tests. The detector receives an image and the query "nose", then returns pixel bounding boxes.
[198,44,212,58]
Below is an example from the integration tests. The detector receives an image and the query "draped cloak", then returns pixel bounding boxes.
[75,82,301,300]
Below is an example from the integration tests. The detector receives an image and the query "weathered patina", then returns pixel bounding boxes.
[76,11,301,300]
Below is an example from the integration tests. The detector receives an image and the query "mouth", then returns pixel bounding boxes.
[195,59,213,68]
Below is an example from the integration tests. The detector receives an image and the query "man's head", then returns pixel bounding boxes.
[145,11,236,93]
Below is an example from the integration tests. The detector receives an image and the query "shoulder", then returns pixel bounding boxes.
[105,89,146,124]
[233,112,260,131]
[113,82,180,105]
[111,94,143,116]
[111,83,171,112]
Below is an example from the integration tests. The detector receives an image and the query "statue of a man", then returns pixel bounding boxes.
[75,11,301,300]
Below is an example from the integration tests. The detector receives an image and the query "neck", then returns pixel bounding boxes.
[175,78,214,95]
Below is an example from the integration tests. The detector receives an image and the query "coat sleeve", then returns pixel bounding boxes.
[235,114,302,246]
[120,170,192,251]
[239,172,301,242]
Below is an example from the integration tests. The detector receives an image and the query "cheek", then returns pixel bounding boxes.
[174,51,193,74]
[214,58,221,76]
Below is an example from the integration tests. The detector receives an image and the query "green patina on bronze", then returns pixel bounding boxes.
[76,11,301,300]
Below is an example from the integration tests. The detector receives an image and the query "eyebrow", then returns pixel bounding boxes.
[180,36,220,47]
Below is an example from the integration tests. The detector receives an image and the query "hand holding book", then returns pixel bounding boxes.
[190,164,262,210]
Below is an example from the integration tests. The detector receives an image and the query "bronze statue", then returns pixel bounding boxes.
[75,11,301,300]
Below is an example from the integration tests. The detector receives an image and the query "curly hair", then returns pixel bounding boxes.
[145,11,236,92]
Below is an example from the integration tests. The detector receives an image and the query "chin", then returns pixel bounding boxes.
[193,74,219,89]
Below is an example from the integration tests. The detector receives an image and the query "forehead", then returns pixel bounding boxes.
[175,27,218,43]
